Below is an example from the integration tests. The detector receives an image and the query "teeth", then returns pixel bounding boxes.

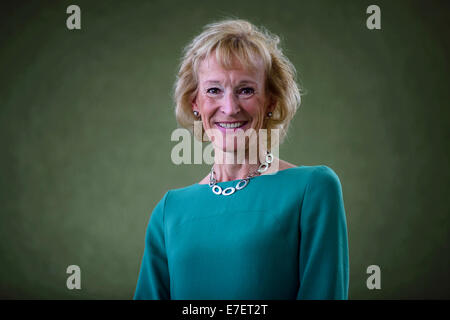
[217,122,245,129]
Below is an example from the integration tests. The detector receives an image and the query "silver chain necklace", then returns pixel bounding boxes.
[208,151,274,196]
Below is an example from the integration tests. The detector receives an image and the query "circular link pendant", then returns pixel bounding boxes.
[212,185,222,195]
[208,151,273,196]
[222,187,235,196]
[236,179,249,190]
[258,163,269,173]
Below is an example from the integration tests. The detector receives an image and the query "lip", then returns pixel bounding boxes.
[215,121,248,124]
[214,121,249,133]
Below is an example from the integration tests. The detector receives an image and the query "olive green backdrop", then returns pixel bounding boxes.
[1,0,449,299]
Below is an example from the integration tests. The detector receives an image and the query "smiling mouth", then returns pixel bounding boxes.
[215,121,248,129]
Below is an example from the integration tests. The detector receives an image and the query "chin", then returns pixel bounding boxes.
[214,138,250,155]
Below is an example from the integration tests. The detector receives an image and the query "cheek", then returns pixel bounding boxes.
[244,98,265,120]
[203,102,220,130]
[202,95,217,108]
[198,97,216,118]
[204,96,217,106]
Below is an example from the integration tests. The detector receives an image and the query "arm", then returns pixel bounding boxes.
[296,166,349,299]
[134,191,171,300]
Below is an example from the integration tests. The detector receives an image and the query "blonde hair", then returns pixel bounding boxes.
[173,18,302,146]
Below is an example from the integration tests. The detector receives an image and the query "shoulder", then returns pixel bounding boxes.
[307,165,342,189]
[303,165,344,201]
[163,183,203,205]
[275,162,342,184]
[299,166,346,227]
[309,165,341,183]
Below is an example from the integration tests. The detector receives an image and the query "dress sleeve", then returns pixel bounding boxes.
[134,191,171,300]
[296,166,349,299]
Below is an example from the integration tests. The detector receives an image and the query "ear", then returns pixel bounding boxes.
[191,96,198,113]
[267,95,277,113]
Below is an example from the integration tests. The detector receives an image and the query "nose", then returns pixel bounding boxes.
[220,89,240,115]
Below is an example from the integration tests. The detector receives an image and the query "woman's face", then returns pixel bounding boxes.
[192,53,273,155]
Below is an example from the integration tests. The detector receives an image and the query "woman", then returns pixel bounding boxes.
[134,19,349,300]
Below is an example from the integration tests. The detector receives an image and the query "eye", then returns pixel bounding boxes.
[238,87,255,96]
[206,87,221,95]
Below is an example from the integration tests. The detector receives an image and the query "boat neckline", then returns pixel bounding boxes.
[196,165,304,186]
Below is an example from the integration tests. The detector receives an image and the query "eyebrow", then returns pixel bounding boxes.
[203,80,258,86]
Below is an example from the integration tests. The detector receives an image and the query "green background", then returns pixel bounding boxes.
[1,0,449,299]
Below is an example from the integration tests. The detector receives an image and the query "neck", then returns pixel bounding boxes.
[211,146,275,182]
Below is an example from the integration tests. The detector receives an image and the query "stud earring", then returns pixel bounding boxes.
[193,111,200,117]
[267,111,273,118]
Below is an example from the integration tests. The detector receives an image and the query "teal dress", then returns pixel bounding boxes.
[134,165,349,300]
